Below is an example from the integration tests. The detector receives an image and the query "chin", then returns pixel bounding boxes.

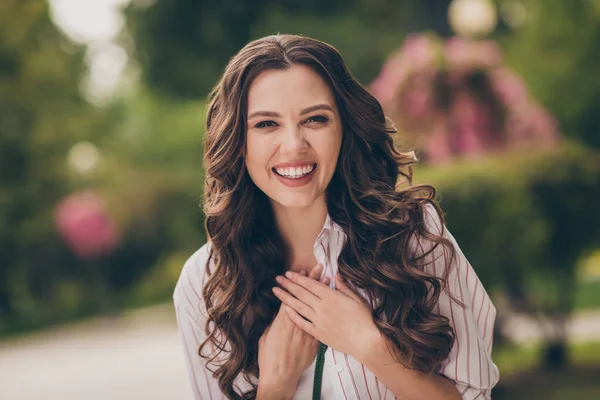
[271,193,318,209]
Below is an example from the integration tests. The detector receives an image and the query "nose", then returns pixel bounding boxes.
[279,125,308,154]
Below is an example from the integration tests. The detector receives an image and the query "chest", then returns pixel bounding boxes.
[294,347,392,400]
[295,235,388,399]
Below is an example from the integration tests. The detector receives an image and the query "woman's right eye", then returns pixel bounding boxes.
[255,120,278,128]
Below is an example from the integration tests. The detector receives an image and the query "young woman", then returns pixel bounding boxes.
[174,34,499,400]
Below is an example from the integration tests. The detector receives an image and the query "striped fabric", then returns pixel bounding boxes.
[173,205,500,399]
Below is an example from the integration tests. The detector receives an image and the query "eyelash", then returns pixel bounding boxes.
[254,115,329,129]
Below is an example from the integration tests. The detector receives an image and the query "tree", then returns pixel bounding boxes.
[0,0,99,331]
[124,0,453,98]
[499,0,600,148]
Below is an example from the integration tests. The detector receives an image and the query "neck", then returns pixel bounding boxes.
[271,197,327,272]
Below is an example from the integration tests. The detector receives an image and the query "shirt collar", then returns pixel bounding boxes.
[324,212,346,237]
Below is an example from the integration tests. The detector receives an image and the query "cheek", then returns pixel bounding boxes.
[245,135,272,175]
[316,133,342,166]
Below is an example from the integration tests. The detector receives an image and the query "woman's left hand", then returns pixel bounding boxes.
[272,267,380,359]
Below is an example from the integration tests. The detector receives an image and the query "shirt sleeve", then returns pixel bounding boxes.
[417,204,500,400]
[173,243,227,400]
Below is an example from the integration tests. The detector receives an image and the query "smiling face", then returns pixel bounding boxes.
[245,64,343,210]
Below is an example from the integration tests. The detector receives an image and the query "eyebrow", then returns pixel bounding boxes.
[247,104,334,120]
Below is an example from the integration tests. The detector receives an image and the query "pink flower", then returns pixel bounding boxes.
[370,33,440,110]
[370,33,561,165]
[55,190,120,260]
[401,34,439,70]
[369,52,407,109]
[444,38,502,71]
[490,68,528,105]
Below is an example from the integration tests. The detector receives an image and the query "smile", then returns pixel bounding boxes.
[271,164,317,188]
[273,163,316,179]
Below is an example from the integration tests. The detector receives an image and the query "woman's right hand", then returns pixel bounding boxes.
[257,264,330,400]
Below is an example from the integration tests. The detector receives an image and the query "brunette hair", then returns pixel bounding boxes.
[201,34,459,399]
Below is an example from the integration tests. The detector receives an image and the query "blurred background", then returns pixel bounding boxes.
[1,0,599,399]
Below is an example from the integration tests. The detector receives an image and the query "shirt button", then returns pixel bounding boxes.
[334,364,343,373]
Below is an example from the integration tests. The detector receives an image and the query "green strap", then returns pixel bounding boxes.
[312,342,328,400]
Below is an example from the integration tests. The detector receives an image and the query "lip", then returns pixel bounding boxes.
[272,164,317,188]
[272,161,317,169]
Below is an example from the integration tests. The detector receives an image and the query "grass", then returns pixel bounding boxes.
[575,279,600,311]
[575,250,600,310]
[492,340,600,400]
[494,366,600,400]
[493,340,600,376]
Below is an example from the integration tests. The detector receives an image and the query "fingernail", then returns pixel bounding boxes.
[276,276,283,283]
[285,271,293,279]
[314,264,322,272]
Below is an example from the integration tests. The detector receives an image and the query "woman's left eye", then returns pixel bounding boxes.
[305,115,329,124]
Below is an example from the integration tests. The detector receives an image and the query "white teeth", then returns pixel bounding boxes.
[275,164,315,179]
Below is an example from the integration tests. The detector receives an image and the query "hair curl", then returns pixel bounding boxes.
[201,34,461,399]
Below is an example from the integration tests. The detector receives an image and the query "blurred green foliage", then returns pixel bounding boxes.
[499,0,600,148]
[416,143,600,319]
[125,0,600,148]
[1,1,600,367]
[416,142,600,368]
[575,280,600,311]
[0,0,105,331]
[0,1,208,336]
[97,88,207,265]
[492,340,600,399]
[124,0,453,97]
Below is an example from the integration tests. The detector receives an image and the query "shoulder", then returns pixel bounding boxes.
[408,202,449,254]
[173,241,213,310]
[406,202,467,284]
[421,202,446,236]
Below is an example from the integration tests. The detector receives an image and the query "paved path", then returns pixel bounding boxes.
[1,303,600,400]
[0,304,193,400]
[500,309,600,344]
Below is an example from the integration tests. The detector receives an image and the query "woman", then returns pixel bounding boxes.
[174,34,499,400]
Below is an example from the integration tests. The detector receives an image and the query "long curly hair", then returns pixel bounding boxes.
[201,34,460,399]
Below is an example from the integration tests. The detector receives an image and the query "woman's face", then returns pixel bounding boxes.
[245,64,342,210]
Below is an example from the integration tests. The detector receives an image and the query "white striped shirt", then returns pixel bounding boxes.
[173,205,500,399]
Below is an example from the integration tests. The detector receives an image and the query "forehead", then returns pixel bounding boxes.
[247,64,336,113]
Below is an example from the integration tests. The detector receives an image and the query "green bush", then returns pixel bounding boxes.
[415,142,600,317]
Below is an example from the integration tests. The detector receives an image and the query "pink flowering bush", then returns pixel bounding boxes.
[55,190,120,260]
[370,33,560,164]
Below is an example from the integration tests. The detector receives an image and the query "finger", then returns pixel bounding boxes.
[276,274,322,307]
[272,286,316,321]
[282,271,331,300]
[272,303,287,321]
[307,264,323,281]
[283,305,319,339]
[322,276,331,286]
